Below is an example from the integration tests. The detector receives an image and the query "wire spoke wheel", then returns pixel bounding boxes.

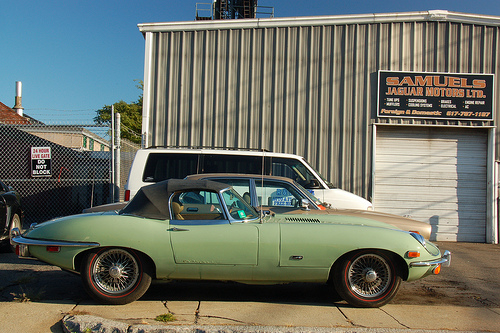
[91,249,139,294]
[347,253,391,298]
[82,247,152,305]
[333,251,401,308]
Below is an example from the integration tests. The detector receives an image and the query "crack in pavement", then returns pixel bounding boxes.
[193,301,254,325]
[380,308,410,329]
[334,305,361,327]
[194,301,201,324]
[161,300,172,313]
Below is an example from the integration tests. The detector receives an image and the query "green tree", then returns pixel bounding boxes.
[94,81,143,144]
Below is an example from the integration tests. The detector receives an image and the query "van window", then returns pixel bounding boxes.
[271,157,323,190]
[143,153,198,182]
[203,154,269,175]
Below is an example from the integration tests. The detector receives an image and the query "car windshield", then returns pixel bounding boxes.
[294,182,324,206]
[221,188,258,221]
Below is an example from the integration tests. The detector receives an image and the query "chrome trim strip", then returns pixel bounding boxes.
[12,235,100,248]
[410,250,451,268]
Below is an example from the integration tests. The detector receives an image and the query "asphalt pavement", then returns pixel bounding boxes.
[0,241,499,333]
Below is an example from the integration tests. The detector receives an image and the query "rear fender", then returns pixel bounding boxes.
[74,246,157,279]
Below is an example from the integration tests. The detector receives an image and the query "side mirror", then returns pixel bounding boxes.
[300,199,311,211]
[308,180,322,189]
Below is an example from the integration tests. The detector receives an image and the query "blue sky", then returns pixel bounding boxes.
[1,0,499,125]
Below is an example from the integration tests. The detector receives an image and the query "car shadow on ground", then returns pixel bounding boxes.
[144,280,342,306]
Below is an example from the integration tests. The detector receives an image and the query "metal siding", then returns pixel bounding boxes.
[143,20,499,200]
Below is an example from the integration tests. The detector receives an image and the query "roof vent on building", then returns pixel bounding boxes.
[13,81,24,117]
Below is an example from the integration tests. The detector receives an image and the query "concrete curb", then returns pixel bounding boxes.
[61,315,492,333]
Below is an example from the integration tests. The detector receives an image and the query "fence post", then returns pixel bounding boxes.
[114,112,121,202]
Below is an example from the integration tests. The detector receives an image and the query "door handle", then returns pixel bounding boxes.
[171,227,189,232]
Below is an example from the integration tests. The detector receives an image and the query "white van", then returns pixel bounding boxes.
[124,148,373,210]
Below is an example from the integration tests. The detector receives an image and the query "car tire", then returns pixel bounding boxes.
[333,251,401,308]
[8,214,21,253]
[81,247,152,305]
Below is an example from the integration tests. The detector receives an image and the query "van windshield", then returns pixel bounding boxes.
[300,158,336,189]
[271,157,335,189]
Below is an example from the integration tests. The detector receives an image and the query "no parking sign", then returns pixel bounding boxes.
[31,147,52,177]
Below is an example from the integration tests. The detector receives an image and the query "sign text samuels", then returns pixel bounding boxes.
[378,71,494,121]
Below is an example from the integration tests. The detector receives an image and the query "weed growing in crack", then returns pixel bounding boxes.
[155,313,176,322]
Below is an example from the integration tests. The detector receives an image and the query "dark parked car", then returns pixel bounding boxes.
[1,180,23,252]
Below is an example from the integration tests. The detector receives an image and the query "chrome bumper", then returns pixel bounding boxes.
[10,227,100,257]
[410,250,451,268]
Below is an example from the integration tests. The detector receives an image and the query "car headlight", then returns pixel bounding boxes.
[410,232,426,247]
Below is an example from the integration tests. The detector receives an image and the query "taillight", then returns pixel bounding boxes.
[46,246,60,252]
[124,190,130,201]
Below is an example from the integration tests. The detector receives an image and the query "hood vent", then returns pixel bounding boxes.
[284,217,321,223]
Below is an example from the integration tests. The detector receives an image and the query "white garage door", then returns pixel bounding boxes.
[374,126,487,242]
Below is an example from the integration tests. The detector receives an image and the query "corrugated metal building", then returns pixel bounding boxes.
[138,10,499,243]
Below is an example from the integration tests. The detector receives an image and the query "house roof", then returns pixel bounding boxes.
[0,102,30,125]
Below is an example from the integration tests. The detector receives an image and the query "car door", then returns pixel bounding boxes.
[169,189,258,267]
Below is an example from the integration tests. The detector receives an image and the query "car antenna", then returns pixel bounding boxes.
[259,148,265,224]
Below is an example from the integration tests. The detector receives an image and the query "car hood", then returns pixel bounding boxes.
[325,188,374,210]
[265,211,402,232]
[269,208,431,239]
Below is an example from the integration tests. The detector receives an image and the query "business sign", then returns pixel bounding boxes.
[378,71,494,121]
[31,147,51,177]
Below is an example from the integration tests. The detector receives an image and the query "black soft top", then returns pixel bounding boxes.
[120,179,230,220]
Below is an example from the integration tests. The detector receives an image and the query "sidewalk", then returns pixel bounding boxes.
[2,299,498,332]
[63,301,500,332]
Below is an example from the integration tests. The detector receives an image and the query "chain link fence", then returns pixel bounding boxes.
[0,121,139,226]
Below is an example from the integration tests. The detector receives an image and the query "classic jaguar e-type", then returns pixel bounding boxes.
[12,179,450,308]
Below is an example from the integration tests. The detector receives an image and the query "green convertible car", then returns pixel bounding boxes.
[12,179,450,308]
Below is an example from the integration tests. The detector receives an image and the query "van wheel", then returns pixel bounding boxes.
[81,248,152,305]
[333,251,401,308]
